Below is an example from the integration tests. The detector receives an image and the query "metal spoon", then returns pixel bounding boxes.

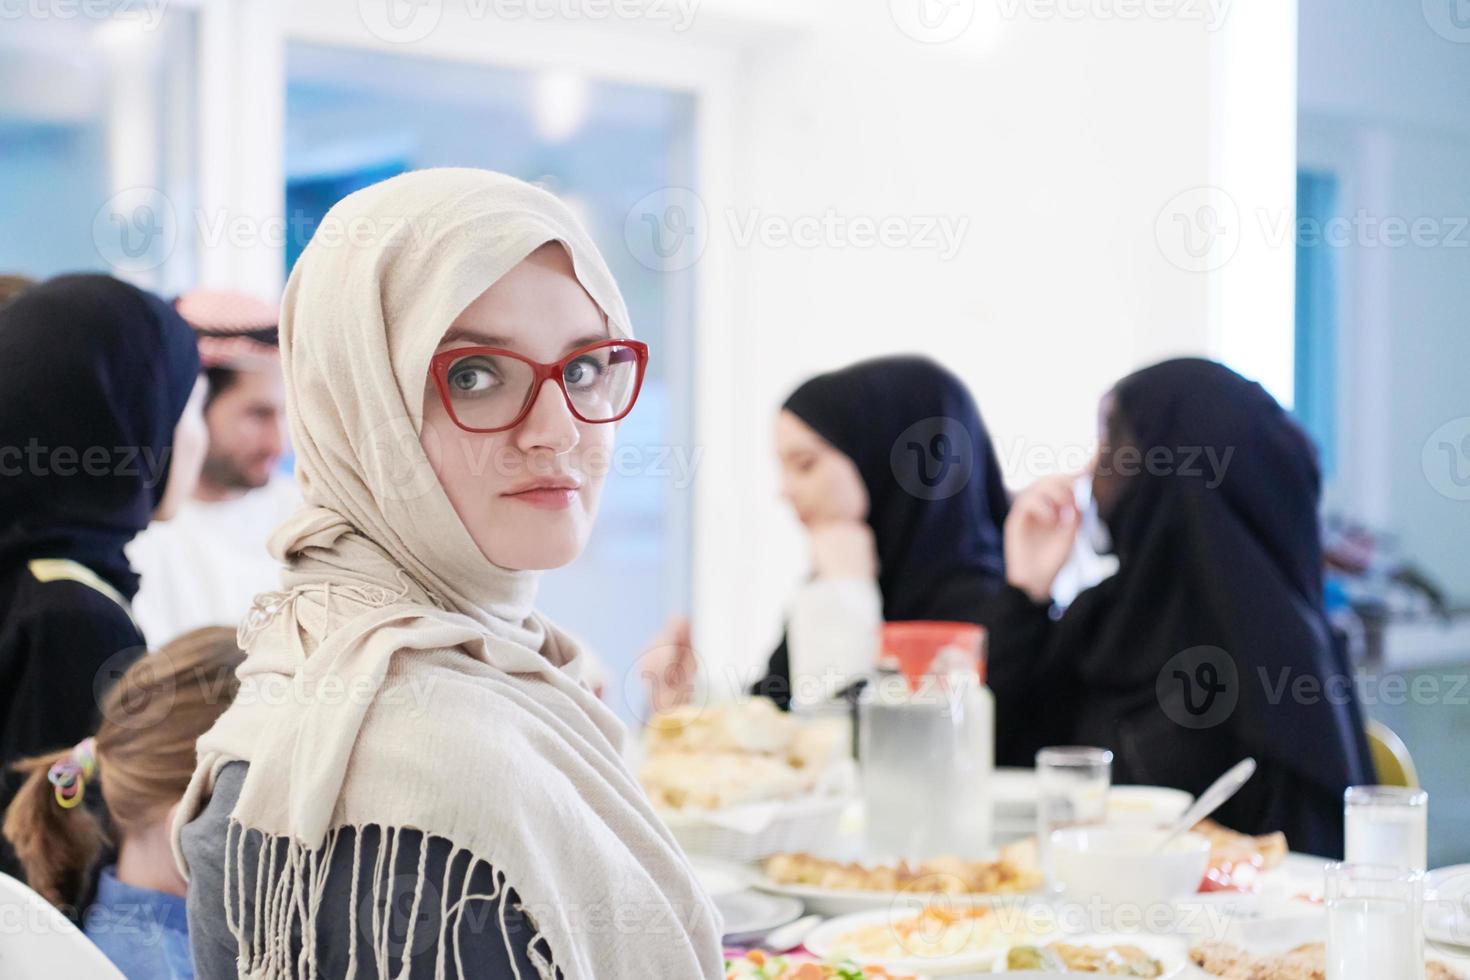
[1152,757,1257,852]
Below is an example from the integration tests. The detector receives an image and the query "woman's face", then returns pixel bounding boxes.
[154,376,209,521]
[420,244,613,571]
[775,409,868,526]
[1091,388,1126,523]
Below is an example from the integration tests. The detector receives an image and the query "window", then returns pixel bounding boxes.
[1294,169,1339,477]
[0,13,198,293]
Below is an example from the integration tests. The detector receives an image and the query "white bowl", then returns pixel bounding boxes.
[1050,828,1211,907]
[1106,786,1194,827]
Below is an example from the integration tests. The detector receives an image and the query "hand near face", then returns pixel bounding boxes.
[808,520,878,581]
[1004,473,1080,602]
[639,615,698,713]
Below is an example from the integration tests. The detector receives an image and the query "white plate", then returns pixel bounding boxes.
[717,890,806,944]
[992,932,1189,976]
[804,905,1039,977]
[693,858,758,897]
[754,876,1043,918]
[1427,865,1470,955]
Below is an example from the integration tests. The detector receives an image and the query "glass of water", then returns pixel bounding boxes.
[1326,862,1425,980]
[1345,785,1429,873]
[1036,746,1112,887]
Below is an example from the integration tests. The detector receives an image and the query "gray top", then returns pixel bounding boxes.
[181,761,555,979]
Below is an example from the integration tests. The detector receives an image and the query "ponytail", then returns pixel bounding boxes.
[2,625,244,912]
[3,744,105,910]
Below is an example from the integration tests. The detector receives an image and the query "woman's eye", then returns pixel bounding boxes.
[563,356,604,389]
[448,361,499,396]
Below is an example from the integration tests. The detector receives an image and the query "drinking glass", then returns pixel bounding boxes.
[1345,785,1429,874]
[1036,746,1112,886]
[1326,862,1425,980]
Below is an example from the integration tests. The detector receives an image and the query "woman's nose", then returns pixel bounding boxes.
[514,378,580,455]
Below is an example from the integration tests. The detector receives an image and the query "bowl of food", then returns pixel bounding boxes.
[1105,786,1194,828]
[1050,828,1211,907]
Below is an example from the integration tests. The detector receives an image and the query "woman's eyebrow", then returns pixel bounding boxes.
[440,327,509,347]
[563,333,608,352]
[437,329,610,352]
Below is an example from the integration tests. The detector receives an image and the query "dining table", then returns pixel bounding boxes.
[698,768,1470,979]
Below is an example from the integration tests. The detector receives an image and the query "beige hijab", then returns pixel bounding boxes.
[173,169,723,979]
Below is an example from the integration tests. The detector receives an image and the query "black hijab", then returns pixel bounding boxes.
[753,356,1009,706]
[1002,358,1372,849]
[0,274,202,599]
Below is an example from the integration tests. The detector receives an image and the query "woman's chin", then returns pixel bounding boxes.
[477,522,588,571]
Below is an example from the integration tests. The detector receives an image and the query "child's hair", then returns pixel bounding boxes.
[2,626,244,908]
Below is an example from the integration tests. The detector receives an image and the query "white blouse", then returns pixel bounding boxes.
[786,576,883,710]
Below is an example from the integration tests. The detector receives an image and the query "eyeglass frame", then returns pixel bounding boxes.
[427,338,650,434]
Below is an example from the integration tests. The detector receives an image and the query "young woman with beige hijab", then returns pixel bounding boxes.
[173,169,723,979]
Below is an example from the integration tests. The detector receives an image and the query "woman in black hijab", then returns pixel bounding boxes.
[988,358,1373,857]
[748,356,1010,709]
[0,274,206,878]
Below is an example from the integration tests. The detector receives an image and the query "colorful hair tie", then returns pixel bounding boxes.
[47,737,97,810]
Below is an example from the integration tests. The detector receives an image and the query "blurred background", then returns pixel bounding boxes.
[1,0,1467,851]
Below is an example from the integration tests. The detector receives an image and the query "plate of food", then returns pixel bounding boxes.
[1190,940,1466,980]
[803,902,1051,976]
[638,698,855,862]
[724,950,916,979]
[998,934,1187,976]
[755,843,1044,917]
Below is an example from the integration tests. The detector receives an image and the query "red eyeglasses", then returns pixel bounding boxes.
[428,339,649,434]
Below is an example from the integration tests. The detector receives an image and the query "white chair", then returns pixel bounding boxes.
[0,872,124,979]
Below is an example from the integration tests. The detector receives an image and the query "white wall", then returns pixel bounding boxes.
[1298,0,1470,599]
[697,3,1295,690]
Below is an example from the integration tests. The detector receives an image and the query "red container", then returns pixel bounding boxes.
[879,620,986,690]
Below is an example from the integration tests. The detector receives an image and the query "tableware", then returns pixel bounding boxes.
[661,790,854,863]
[803,904,1041,977]
[1105,786,1194,828]
[717,890,807,946]
[993,931,1188,976]
[1425,864,1470,956]
[860,660,993,861]
[1049,828,1212,906]
[878,621,985,690]
[752,874,1043,919]
[1325,862,1425,980]
[1036,746,1112,885]
[1153,757,1256,853]
[758,913,825,954]
[1345,785,1429,873]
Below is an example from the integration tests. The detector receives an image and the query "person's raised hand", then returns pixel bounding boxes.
[638,615,698,714]
[1004,473,1080,603]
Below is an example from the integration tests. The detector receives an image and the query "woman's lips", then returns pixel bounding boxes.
[504,486,579,510]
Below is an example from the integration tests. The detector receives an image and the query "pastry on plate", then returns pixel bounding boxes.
[1189,940,1463,980]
